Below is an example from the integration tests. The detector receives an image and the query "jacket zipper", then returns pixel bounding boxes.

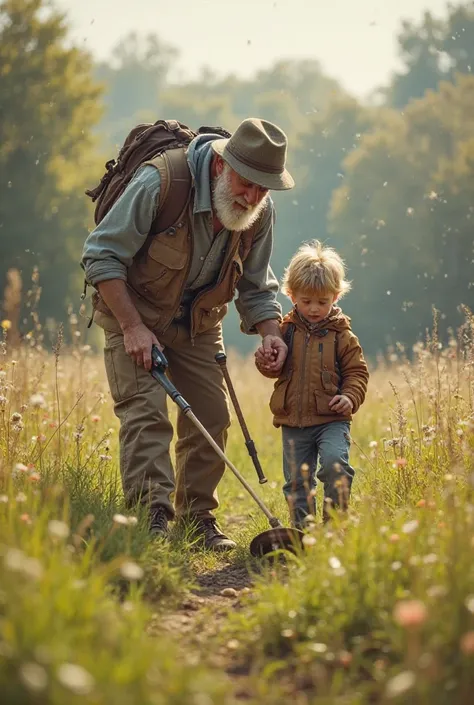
[297,331,311,427]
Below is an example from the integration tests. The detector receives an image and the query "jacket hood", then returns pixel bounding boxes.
[283,305,352,334]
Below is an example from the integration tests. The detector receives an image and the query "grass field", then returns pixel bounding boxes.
[0,309,473,704]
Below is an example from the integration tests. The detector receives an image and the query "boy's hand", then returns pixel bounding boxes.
[329,394,353,414]
[255,344,277,373]
[261,335,287,373]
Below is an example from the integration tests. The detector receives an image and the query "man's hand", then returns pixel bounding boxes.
[329,394,353,414]
[123,322,162,371]
[256,334,287,374]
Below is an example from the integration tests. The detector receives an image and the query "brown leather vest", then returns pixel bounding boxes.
[92,149,258,339]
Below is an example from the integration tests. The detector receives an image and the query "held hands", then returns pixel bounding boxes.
[329,394,353,414]
[255,335,288,375]
[123,322,163,371]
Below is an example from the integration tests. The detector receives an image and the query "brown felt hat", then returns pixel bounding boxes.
[211,118,294,191]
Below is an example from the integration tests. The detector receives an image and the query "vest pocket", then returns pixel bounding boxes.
[139,240,187,297]
[270,377,291,416]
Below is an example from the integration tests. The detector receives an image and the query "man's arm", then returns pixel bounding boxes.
[96,280,162,371]
[82,166,162,370]
[235,200,287,372]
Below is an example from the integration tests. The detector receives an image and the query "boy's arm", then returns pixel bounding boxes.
[336,330,369,413]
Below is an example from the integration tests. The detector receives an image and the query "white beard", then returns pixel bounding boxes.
[212,165,268,232]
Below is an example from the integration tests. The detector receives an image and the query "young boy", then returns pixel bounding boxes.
[255,241,369,527]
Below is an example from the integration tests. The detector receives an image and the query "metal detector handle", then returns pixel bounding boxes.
[215,352,267,484]
[151,345,191,413]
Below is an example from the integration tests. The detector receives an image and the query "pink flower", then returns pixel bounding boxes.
[460,632,474,655]
[393,600,427,628]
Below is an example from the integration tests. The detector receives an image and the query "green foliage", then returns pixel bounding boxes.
[329,75,474,353]
[0,0,102,323]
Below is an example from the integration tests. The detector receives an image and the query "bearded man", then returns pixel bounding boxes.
[81,118,294,550]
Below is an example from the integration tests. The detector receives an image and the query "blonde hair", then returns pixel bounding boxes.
[281,240,351,298]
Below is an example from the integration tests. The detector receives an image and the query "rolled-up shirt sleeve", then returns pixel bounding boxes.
[81,166,161,287]
[235,200,282,334]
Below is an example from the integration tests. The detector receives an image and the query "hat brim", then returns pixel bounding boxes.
[211,139,295,191]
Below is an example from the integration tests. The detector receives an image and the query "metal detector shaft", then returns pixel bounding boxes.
[215,352,267,484]
[150,346,280,528]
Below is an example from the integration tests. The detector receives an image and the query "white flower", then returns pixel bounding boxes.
[29,393,46,408]
[5,548,26,571]
[369,440,378,448]
[302,535,317,547]
[127,516,138,526]
[19,662,48,692]
[465,595,474,614]
[385,671,416,698]
[57,663,95,695]
[48,520,70,539]
[112,514,129,526]
[329,556,342,570]
[120,561,144,581]
[15,492,27,503]
[402,519,419,534]
[0,494,8,503]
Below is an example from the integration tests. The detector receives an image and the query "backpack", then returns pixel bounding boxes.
[85,119,231,232]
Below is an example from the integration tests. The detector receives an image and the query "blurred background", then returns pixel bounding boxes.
[1,0,473,359]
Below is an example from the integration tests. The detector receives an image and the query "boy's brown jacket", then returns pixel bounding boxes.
[259,306,369,428]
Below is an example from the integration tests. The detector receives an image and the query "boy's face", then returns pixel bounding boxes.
[290,290,338,324]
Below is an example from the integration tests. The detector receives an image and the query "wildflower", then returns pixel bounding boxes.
[427,585,447,599]
[48,520,70,540]
[465,595,474,614]
[20,513,32,524]
[1,319,12,330]
[369,440,378,448]
[391,561,402,571]
[56,663,95,696]
[0,395,7,406]
[385,671,416,698]
[112,514,129,526]
[393,600,427,628]
[389,533,400,543]
[460,632,474,655]
[99,454,112,461]
[13,463,29,476]
[308,643,327,653]
[402,519,419,534]
[0,494,8,503]
[329,556,342,570]
[416,499,426,508]
[302,534,317,547]
[29,393,46,408]
[395,457,408,467]
[281,628,295,638]
[15,492,27,503]
[10,412,22,423]
[127,516,138,526]
[28,472,41,483]
[338,650,352,667]
[91,415,100,423]
[120,561,144,581]
[19,662,48,692]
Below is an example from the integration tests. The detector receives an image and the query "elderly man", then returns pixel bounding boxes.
[81,117,294,550]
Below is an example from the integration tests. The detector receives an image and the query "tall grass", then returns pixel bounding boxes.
[0,301,473,703]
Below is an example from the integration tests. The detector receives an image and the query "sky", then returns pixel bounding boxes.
[54,0,454,98]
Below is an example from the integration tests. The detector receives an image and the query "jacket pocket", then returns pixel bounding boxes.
[270,377,291,416]
[314,371,339,415]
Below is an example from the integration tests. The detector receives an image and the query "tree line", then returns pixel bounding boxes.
[1,0,473,358]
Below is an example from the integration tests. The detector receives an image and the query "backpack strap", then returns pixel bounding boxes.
[143,147,193,234]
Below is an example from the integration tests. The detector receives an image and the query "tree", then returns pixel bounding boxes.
[95,32,178,147]
[329,75,474,355]
[384,3,474,108]
[0,0,102,326]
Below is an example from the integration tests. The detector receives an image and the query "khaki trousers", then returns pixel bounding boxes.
[103,321,230,519]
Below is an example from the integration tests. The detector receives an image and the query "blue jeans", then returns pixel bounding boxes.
[282,421,354,526]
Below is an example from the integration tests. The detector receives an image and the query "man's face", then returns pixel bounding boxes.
[212,160,269,231]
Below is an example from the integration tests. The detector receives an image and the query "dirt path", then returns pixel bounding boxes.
[147,561,255,700]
